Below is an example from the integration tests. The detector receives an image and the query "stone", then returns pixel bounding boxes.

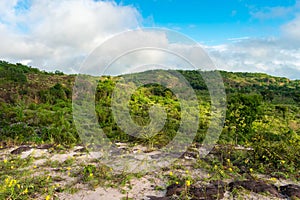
[229,180,280,197]
[11,146,32,154]
[280,184,300,199]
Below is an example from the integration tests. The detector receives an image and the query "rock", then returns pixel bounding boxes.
[165,181,226,200]
[280,184,300,199]
[209,180,227,188]
[147,196,171,200]
[74,147,88,152]
[36,144,54,149]
[115,142,128,149]
[132,145,148,153]
[229,180,280,197]
[166,184,185,196]
[182,151,198,160]
[11,146,32,154]
[190,181,226,200]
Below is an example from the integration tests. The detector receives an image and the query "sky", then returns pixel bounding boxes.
[0,0,300,79]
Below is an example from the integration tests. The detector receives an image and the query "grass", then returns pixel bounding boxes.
[0,142,299,199]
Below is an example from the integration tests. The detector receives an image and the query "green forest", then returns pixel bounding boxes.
[0,60,300,199]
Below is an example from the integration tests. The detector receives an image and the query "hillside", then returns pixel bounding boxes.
[0,61,299,199]
[1,61,299,105]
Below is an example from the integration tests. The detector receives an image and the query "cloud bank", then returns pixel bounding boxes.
[0,0,141,73]
[0,0,299,79]
[206,22,300,79]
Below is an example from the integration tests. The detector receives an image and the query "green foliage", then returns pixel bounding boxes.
[38,83,71,104]
[224,93,263,144]
[0,61,27,84]
[95,78,182,146]
[0,61,299,179]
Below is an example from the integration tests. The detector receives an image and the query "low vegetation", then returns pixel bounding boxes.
[0,60,299,199]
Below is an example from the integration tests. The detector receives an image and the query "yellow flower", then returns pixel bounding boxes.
[8,180,13,187]
[269,177,277,182]
[3,159,7,164]
[23,188,28,194]
[89,173,93,177]
[5,178,10,184]
[245,159,249,164]
[280,160,285,164]
[219,170,224,175]
[226,159,230,163]
[169,171,173,176]
[228,167,233,172]
[45,195,51,200]
[249,168,253,173]
[33,165,37,169]
[185,170,189,174]
[66,167,71,171]
[10,166,14,169]
[214,165,218,170]
[175,181,179,185]
[17,184,20,189]
[186,180,191,187]
[68,172,71,176]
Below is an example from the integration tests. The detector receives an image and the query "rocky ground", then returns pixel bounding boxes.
[1,143,299,200]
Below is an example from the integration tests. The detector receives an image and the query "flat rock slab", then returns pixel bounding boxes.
[36,144,54,149]
[229,180,280,197]
[280,184,300,199]
[165,181,226,200]
[147,197,170,200]
[11,146,32,154]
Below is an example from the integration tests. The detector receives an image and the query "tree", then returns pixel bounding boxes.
[226,93,263,144]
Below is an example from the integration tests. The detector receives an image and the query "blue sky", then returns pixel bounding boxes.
[0,0,300,78]
[115,0,297,44]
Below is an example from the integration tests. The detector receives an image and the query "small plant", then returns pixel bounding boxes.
[82,164,96,181]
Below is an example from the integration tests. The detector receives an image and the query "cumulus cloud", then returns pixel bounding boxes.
[80,29,216,76]
[206,35,300,79]
[0,0,213,76]
[202,1,300,80]
[0,0,300,79]
[0,0,141,72]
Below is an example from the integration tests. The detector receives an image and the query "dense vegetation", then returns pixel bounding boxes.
[0,60,299,178]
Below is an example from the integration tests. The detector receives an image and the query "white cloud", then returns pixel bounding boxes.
[80,29,216,76]
[0,0,19,22]
[0,1,214,75]
[0,0,300,79]
[202,1,300,79]
[0,0,141,72]
[250,1,300,20]
[206,35,300,79]
[251,6,293,20]
[282,15,300,44]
